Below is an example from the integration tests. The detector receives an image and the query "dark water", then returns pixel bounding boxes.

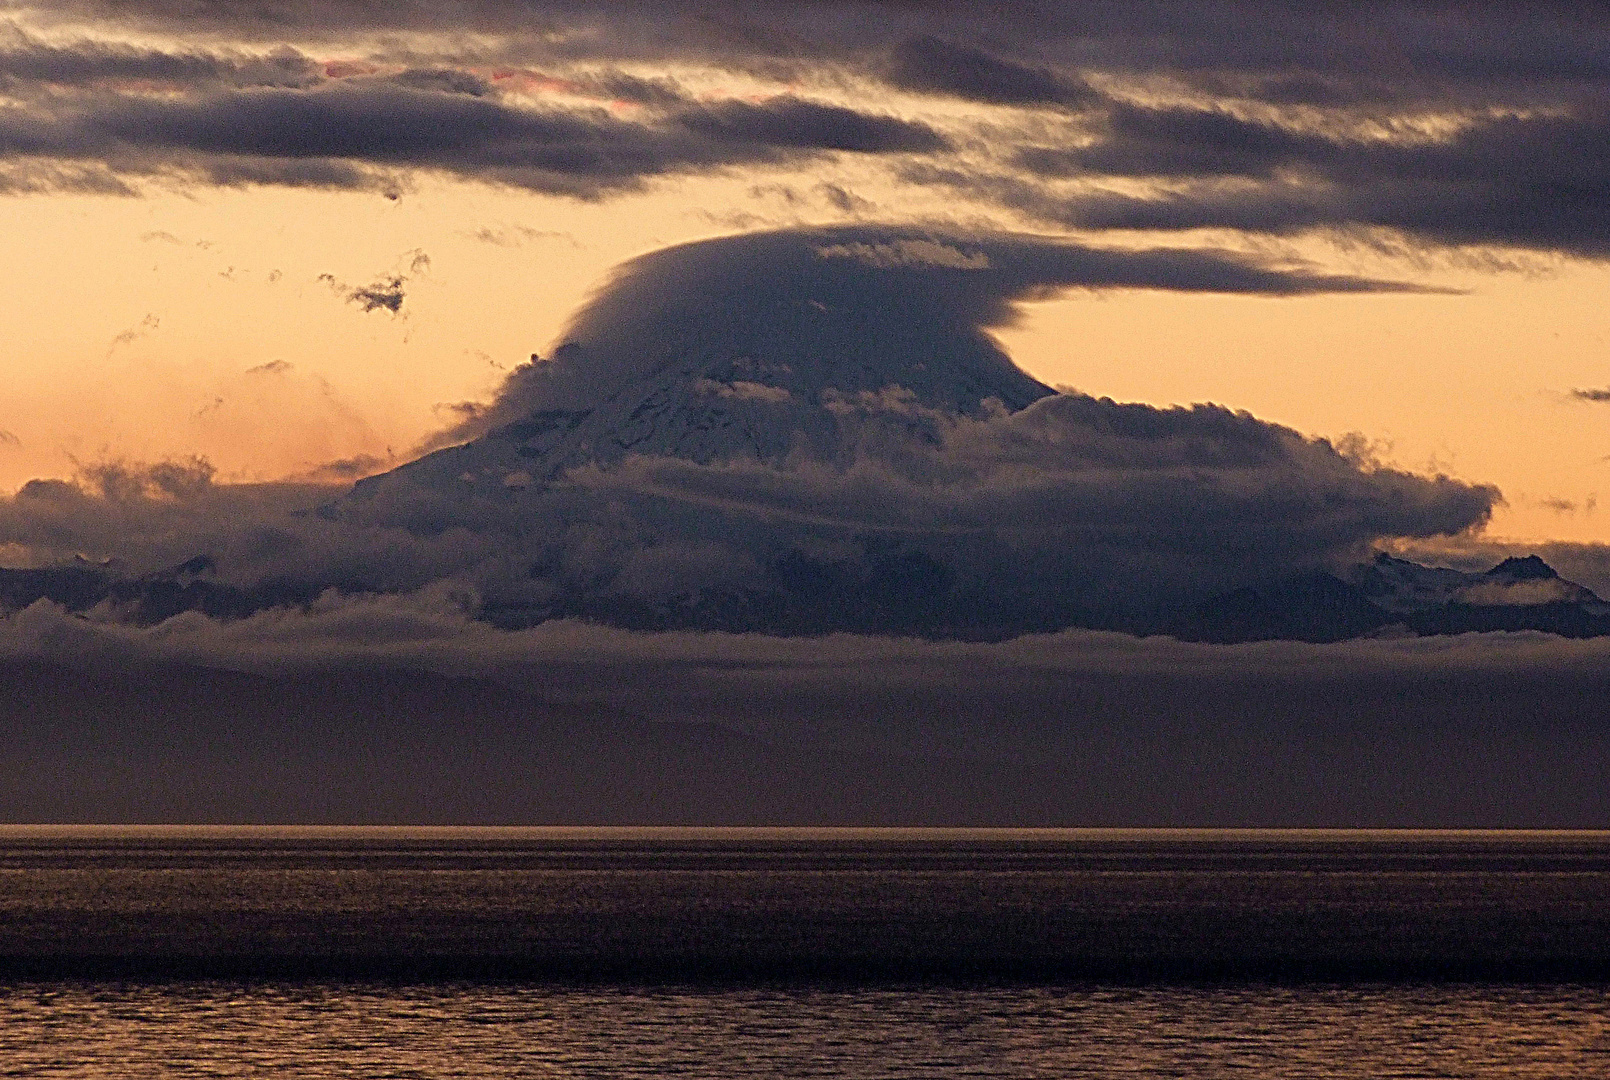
[3,828,1610,1076]
[1,982,1606,1077]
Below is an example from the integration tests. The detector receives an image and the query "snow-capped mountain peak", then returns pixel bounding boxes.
[1352,551,1607,616]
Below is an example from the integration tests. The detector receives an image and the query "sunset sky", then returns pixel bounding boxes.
[3,1,1608,543]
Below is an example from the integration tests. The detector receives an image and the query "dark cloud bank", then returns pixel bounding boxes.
[0,71,947,197]
[6,3,1610,257]
[7,596,1610,826]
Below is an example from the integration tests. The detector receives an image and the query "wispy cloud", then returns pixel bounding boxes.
[106,313,159,355]
[245,359,294,376]
[318,251,429,314]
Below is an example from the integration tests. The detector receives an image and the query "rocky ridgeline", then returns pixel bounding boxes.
[1172,553,1610,643]
[3,548,1607,643]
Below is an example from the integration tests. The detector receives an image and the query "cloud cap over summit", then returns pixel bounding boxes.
[439,226,1439,444]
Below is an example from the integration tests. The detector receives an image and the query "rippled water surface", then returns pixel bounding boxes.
[1,982,1607,1078]
[3,828,1610,1076]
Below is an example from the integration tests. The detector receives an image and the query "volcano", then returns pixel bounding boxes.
[306,229,1505,637]
[349,231,1056,508]
[0,229,1518,639]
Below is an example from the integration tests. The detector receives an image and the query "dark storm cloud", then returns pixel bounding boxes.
[1015,102,1334,182]
[0,82,946,195]
[996,104,1610,257]
[5,3,1610,256]
[554,391,1496,618]
[0,419,1497,634]
[24,2,1610,100]
[675,98,946,154]
[882,35,1097,108]
[0,36,319,91]
[584,71,689,108]
[385,67,493,97]
[12,2,1594,74]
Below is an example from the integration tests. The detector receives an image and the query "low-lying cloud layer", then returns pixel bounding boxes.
[8,584,1610,683]
[10,588,1610,826]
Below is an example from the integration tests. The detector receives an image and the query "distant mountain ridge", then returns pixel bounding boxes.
[1172,553,1610,643]
[4,548,1608,644]
[0,554,319,626]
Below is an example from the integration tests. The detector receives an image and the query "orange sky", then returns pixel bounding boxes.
[3,178,1606,544]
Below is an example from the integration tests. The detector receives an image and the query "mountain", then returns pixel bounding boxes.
[346,330,1054,509]
[1173,553,1610,643]
[10,344,1600,640]
[4,333,1597,640]
[1357,552,1605,613]
[0,554,317,624]
[10,545,1604,643]
[0,231,1566,641]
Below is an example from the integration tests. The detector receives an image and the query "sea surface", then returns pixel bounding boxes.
[1,827,1608,1077]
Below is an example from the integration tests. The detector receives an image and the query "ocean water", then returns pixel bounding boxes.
[1,982,1606,1078]
[1,827,1609,1077]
